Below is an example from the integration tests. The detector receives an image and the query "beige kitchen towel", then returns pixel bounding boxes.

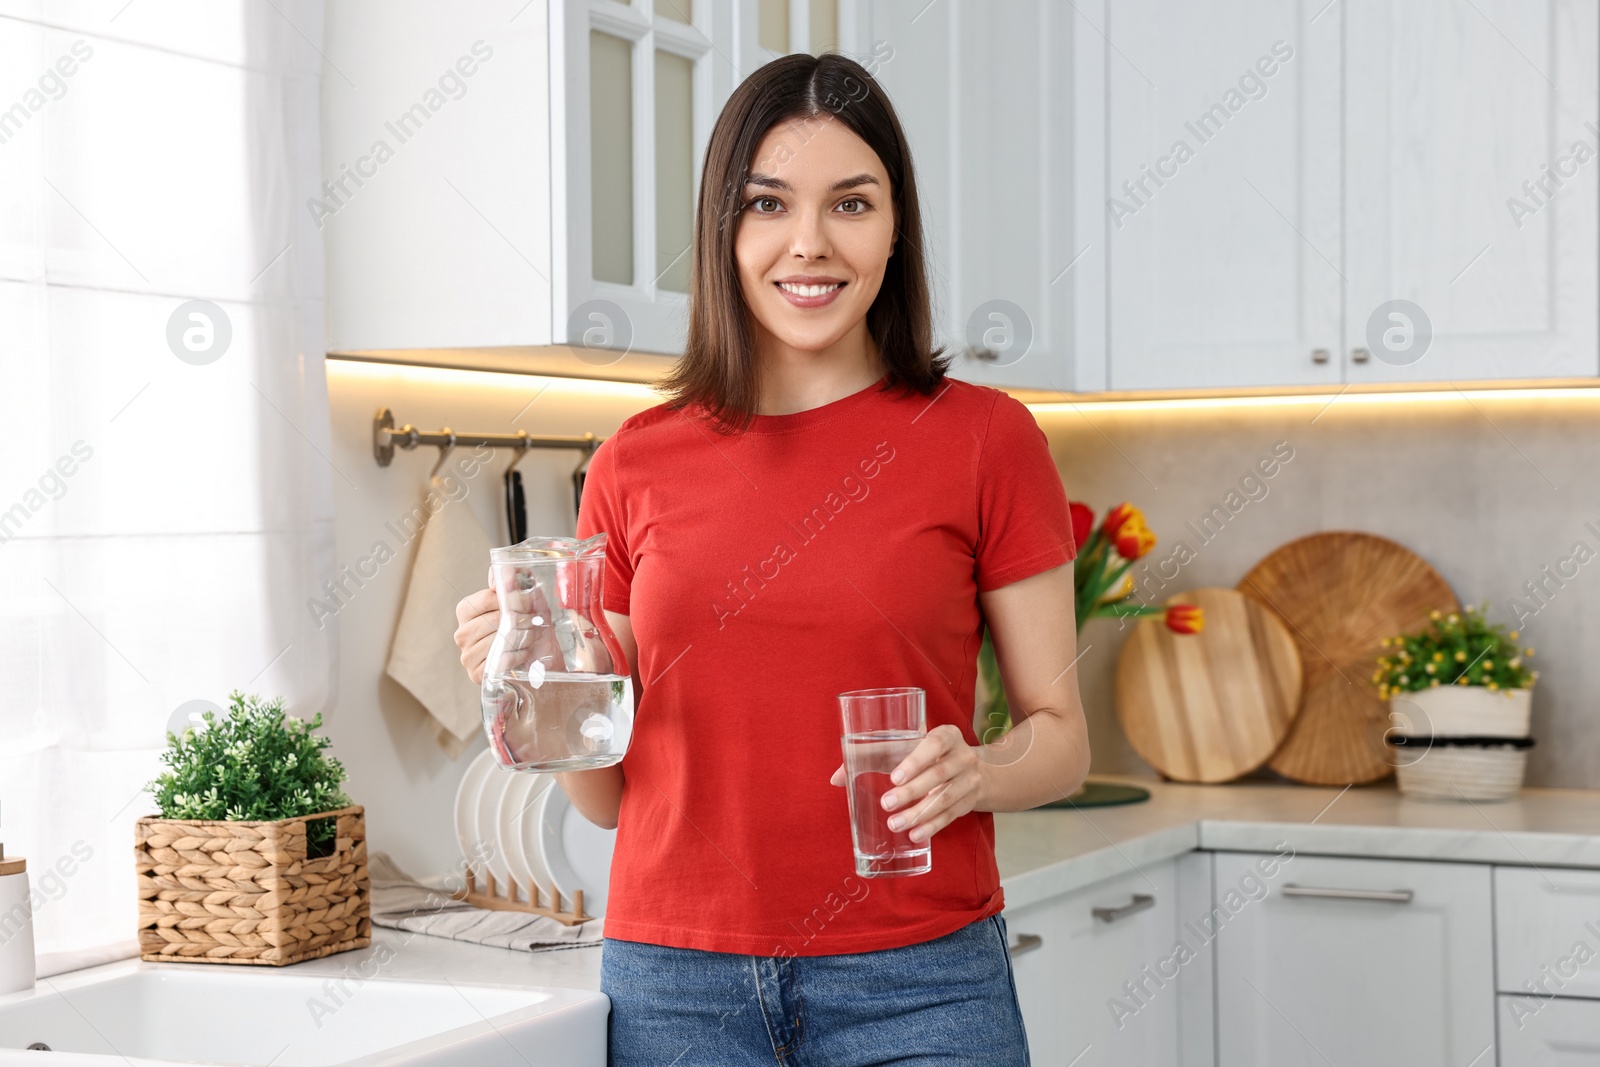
[369,851,604,951]
[386,476,492,756]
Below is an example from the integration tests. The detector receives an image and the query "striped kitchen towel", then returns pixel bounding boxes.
[368,851,604,952]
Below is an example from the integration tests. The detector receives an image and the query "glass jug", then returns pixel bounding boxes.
[481,533,633,772]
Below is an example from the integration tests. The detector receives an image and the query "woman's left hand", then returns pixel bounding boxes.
[829,724,986,844]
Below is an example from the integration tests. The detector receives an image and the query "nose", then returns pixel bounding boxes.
[786,203,832,261]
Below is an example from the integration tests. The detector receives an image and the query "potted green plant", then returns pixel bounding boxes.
[1376,603,1539,801]
[135,691,370,965]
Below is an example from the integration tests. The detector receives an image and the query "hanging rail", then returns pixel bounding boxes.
[372,407,602,467]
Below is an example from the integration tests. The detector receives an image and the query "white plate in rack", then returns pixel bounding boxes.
[535,784,617,917]
[474,760,515,888]
[498,771,554,898]
[452,748,497,870]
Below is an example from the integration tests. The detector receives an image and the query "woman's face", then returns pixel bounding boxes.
[734,116,897,356]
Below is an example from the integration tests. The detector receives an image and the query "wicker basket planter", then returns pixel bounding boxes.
[135,805,370,966]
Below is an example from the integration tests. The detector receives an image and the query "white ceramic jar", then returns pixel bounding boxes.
[0,854,35,995]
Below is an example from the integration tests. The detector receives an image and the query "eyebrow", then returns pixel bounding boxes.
[743,172,881,193]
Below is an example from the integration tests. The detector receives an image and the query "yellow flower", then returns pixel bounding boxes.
[1524,648,1534,658]
[1430,609,1442,620]
[1454,650,1467,662]
[1424,663,1435,674]
[1483,660,1494,671]
[1397,674,1408,684]
[1456,675,1469,685]
[1509,657,1521,669]
[1509,630,1520,640]
[1430,678,1440,687]
[1099,572,1134,604]
[1447,613,1459,624]
[1433,651,1444,662]
[1487,681,1498,690]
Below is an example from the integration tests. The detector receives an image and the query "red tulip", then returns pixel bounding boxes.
[1115,520,1156,560]
[1165,604,1204,634]
[1068,501,1095,554]
[1102,502,1139,540]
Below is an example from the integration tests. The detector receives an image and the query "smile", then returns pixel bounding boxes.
[775,281,846,308]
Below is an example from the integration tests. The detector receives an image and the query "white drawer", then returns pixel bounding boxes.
[1495,866,1600,999]
[1499,994,1600,1064]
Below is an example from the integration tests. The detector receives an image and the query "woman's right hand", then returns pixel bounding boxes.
[453,585,500,685]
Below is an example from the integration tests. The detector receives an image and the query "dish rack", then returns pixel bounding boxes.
[453,867,590,926]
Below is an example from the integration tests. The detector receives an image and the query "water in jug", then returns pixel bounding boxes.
[481,533,633,771]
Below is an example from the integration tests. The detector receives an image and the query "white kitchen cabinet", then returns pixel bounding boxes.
[1103,0,1598,391]
[1499,994,1600,1064]
[1496,865,1600,1001]
[1343,0,1598,383]
[1004,857,1191,1066]
[322,0,730,357]
[1106,0,1342,391]
[865,0,1104,392]
[1213,852,1495,1067]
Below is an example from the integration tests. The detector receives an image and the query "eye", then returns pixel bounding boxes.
[746,195,782,214]
[838,197,871,214]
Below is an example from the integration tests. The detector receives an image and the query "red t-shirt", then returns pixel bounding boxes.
[574,373,1077,956]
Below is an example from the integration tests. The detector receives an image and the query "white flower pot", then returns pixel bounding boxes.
[1387,687,1535,802]
[1388,686,1531,739]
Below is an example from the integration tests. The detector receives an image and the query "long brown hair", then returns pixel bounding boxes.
[658,51,950,434]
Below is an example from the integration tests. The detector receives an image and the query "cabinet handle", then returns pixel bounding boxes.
[1281,883,1414,903]
[1312,348,1330,363]
[1092,894,1155,923]
[1351,347,1371,363]
[1008,932,1044,957]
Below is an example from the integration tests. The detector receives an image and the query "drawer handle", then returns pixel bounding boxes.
[1092,894,1155,923]
[1008,933,1044,957]
[1281,883,1414,904]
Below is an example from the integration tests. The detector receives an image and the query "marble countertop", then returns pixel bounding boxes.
[286,775,1600,991]
[995,774,1600,909]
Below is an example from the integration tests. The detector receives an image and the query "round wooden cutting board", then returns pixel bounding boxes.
[1115,587,1304,783]
[1237,531,1460,786]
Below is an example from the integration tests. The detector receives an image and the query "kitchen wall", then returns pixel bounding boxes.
[325,366,1600,878]
[1036,391,1600,790]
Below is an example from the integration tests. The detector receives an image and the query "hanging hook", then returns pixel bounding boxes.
[504,430,532,475]
[429,429,457,478]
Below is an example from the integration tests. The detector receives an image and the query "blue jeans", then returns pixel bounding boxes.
[600,913,1030,1066]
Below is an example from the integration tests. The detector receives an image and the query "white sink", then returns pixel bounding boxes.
[0,958,607,1066]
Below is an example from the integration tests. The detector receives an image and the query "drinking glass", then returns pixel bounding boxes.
[839,687,932,878]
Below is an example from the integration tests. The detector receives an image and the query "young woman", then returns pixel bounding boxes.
[454,51,1089,1066]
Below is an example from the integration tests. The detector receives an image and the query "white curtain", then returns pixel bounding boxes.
[0,2,334,972]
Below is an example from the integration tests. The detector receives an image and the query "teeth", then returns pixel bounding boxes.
[779,282,842,297]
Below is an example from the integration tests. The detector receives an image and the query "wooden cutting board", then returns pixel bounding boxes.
[1237,531,1460,786]
[1115,587,1304,783]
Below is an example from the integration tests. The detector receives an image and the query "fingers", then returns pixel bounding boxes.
[454,587,497,627]
[892,781,960,842]
[454,588,501,683]
[886,724,962,790]
[881,725,976,842]
[829,763,845,787]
